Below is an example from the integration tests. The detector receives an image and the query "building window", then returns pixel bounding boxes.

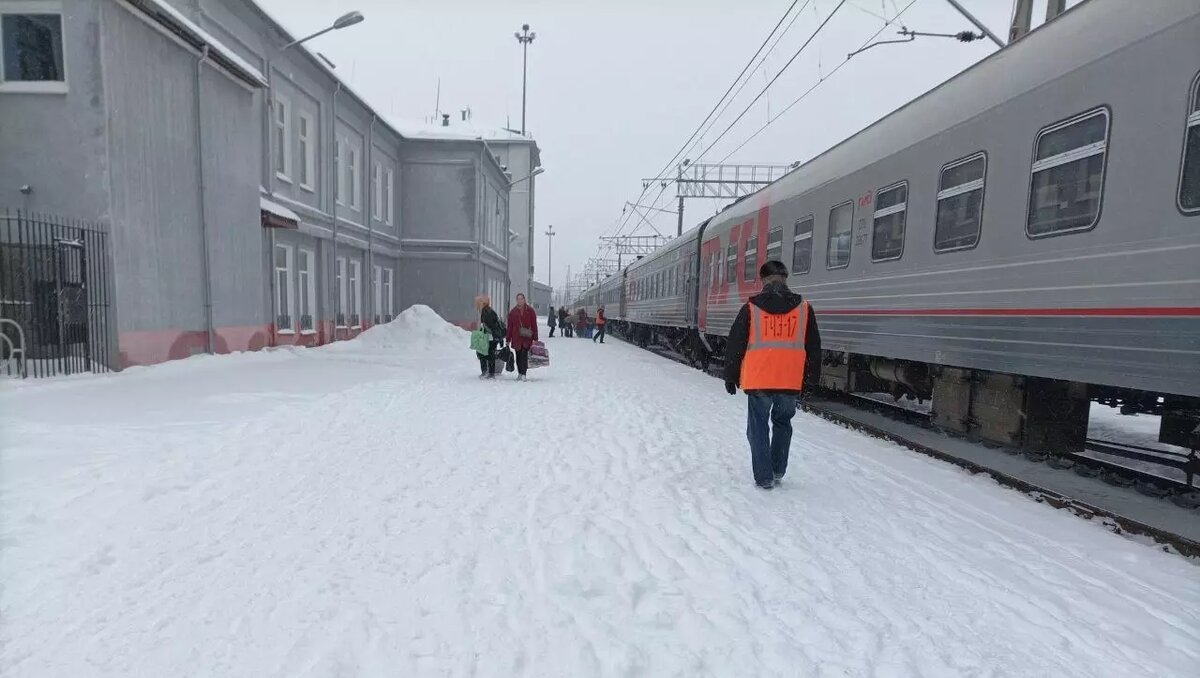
[348,259,361,326]
[373,264,382,323]
[792,216,813,275]
[274,244,294,331]
[826,202,853,269]
[1180,72,1200,213]
[371,161,383,219]
[382,267,394,321]
[743,230,758,281]
[335,139,345,205]
[335,256,347,325]
[348,146,361,210]
[725,242,736,284]
[298,248,315,331]
[935,152,986,251]
[385,169,395,225]
[766,224,783,263]
[273,96,291,181]
[0,6,66,93]
[1027,107,1109,236]
[871,181,908,262]
[298,112,315,192]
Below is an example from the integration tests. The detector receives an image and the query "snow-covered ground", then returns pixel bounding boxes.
[2,306,1197,678]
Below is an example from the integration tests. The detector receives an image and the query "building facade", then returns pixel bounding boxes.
[0,0,530,369]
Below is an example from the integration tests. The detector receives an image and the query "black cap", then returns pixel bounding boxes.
[759,260,789,279]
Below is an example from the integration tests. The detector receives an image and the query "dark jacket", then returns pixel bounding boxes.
[558,308,569,325]
[507,304,539,350]
[480,306,504,341]
[548,308,557,328]
[722,281,821,394]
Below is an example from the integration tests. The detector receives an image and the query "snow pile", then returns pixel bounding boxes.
[324,304,468,355]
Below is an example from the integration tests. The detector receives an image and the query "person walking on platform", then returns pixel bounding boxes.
[476,295,505,379]
[506,293,539,381]
[548,305,557,338]
[723,260,821,490]
[558,307,570,337]
[593,306,607,344]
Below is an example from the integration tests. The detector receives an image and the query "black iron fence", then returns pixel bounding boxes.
[1,209,112,378]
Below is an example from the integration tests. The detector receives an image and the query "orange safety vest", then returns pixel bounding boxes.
[740,302,809,391]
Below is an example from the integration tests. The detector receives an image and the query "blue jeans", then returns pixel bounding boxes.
[746,393,797,486]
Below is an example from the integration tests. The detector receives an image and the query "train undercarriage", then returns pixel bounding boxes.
[612,320,1200,469]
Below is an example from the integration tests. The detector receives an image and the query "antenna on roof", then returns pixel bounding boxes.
[434,77,441,120]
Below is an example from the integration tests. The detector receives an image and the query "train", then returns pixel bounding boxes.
[573,0,1200,454]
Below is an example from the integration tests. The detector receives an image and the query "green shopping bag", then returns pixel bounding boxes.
[470,325,491,355]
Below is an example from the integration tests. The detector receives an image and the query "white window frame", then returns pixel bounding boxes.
[870,180,908,263]
[743,231,758,282]
[274,244,295,333]
[335,139,345,205]
[385,169,395,225]
[382,267,394,320]
[766,225,783,262]
[0,2,68,94]
[336,256,347,325]
[826,201,854,270]
[273,95,292,182]
[298,248,316,333]
[298,112,315,192]
[348,146,361,211]
[1026,107,1110,238]
[371,161,383,219]
[1179,71,1200,215]
[792,216,814,275]
[348,259,362,327]
[934,152,987,252]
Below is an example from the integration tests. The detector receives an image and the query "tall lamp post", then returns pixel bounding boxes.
[545,225,555,292]
[514,24,536,134]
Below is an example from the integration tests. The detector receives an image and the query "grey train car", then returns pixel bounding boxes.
[578,0,1200,454]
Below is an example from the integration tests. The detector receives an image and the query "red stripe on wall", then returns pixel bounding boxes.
[817,307,1200,317]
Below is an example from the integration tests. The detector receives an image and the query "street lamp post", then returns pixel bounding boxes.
[514,24,536,135]
[545,225,555,292]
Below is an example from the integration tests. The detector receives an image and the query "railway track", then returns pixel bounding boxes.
[624,333,1200,558]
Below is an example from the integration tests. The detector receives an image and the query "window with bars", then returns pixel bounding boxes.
[1027,108,1109,236]
[792,216,813,275]
[935,153,986,251]
[871,181,908,261]
[1180,72,1200,213]
[826,203,853,269]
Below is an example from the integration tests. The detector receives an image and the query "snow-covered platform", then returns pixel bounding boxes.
[2,307,1197,677]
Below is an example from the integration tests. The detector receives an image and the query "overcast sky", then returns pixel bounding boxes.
[255,0,1054,293]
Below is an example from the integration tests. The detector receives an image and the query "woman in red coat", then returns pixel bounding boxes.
[506,293,539,381]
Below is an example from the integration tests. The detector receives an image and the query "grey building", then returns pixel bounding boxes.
[485,134,541,304]
[530,281,552,316]
[0,0,527,369]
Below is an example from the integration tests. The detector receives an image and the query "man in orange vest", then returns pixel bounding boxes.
[723,260,821,490]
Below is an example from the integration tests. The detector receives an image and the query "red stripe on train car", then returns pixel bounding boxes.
[817,307,1200,317]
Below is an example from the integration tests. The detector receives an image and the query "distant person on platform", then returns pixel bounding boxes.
[723,260,821,490]
[476,294,505,380]
[506,293,539,381]
[593,306,607,344]
[548,305,557,338]
[558,307,570,337]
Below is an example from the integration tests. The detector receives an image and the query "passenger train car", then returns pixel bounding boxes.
[574,0,1200,453]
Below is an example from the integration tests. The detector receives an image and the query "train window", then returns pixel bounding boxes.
[826,202,854,269]
[871,181,908,261]
[743,231,758,281]
[1027,107,1110,236]
[725,242,736,283]
[934,152,986,251]
[792,216,813,274]
[1180,72,1200,213]
[766,225,783,262]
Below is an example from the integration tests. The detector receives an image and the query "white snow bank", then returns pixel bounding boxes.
[322,304,468,354]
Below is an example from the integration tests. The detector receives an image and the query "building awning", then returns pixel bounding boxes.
[260,196,299,229]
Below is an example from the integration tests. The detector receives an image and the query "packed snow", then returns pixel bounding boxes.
[2,306,1197,677]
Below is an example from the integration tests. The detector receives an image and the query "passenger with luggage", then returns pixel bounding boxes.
[723,261,822,490]
[475,295,505,380]
[593,306,607,344]
[558,307,570,337]
[506,293,539,381]
[548,305,557,338]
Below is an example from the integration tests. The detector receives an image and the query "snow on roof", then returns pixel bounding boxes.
[387,117,535,143]
[260,196,300,223]
[136,0,267,86]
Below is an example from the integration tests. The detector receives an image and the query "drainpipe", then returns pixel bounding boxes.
[265,57,278,345]
[331,82,342,342]
[195,45,216,354]
[367,113,376,326]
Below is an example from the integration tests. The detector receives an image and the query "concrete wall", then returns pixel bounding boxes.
[530,281,552,315]
[490,141,537,303]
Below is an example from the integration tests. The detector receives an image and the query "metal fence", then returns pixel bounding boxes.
[1,209,112,378]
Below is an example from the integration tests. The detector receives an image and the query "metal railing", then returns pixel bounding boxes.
[1,209,112,378]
